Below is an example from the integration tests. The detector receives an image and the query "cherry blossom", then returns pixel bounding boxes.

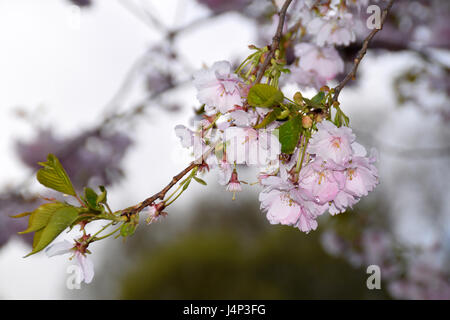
[291,43,344,89]
[342,156,379,197]
[259,176,327,233]
[307,13,356,47]
[193,61,244,114]
[146,203,167,224]
[226,169,242,200]
[308,120,357,164]
[45,240,94,284]
[297,160,341,205]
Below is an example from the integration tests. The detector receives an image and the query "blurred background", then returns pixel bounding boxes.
[0,0,449,299]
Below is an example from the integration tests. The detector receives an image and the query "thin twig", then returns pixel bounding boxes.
[254,0,293,84]
[123,144,218,215]
[333,0,395,102]
[124,162,198,215]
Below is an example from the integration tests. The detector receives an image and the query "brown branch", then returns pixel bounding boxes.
[333,0,395,102]
[122,143,219,215]
[255,0,294,84]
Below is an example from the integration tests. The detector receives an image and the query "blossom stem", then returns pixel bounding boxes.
[75,195,87,208]
[87,221,115,243]
[235,56,252,74]
[105,203,114,215]
[164,168,196,203]
[332,0,395,102]
[204,113,221,131]
[296,135,308,174]
[92,225,122,242]
[165,185,188,207]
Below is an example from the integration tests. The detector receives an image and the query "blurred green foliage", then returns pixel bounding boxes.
[115,197,390,299]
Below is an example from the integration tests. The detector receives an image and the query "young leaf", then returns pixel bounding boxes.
[278,115,302,154]
[96,186,107,205]
[310,91,325,105]
[303,91,326,109]
[10,211,32,219]
[247,84,284,108]
[25,206,79,257]
[254,108,282,129]
[84,187,99,210]
[193,176,207,186]
[36,154,76,196]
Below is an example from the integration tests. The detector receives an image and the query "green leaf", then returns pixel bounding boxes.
[84,187,98,209]
[96,186,107,205]
[10,211,32,219]
[18,203,68,234]
[254,108,282,129]
[278,115,302,154]
[36,154,76,196]
[193,176,207,186]
[334,110,342,127]
[25,206,79,257]
[303,91,326,109]
[310,91,325,105]
[247,84,284,108]
[333,106,350,128]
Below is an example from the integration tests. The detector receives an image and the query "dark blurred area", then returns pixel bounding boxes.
[82,198,390,299]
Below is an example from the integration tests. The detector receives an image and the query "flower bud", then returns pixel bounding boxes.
[302,115,313,128]
[227,169,242,200]
[320,85,330,92]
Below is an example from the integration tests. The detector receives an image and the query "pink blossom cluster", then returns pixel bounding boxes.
[176,60,281,189]
[174,52,379,234]
[259,120,378,233]
[288,0,364,89]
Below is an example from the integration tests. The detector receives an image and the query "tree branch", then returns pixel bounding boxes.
[255,0,293,84]
[333,0,395,102]
[122,143,219,216]
[123,161,199,216]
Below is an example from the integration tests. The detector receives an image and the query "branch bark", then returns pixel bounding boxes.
[255,0,294,84]
[123,161,199,216]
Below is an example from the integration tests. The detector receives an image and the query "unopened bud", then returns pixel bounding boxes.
[320,85,330,92]
[293,92,303,105]
[302,115,313,128]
